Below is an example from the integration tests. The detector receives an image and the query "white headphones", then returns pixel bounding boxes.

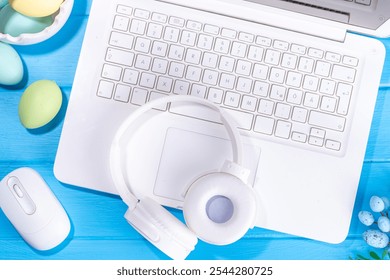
[110,95,258,259]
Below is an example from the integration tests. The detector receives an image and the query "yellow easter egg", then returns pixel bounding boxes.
[9,0,64,18]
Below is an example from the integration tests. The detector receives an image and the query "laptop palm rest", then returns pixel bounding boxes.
[154,127,261,203]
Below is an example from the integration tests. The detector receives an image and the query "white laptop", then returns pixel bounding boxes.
[54,0,388,244]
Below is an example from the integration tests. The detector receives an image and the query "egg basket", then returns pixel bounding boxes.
[0,0,74,45]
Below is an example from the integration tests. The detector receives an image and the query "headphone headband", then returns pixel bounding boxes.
[110,95,245,208]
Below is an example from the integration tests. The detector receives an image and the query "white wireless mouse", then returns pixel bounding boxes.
[0,167,71,251]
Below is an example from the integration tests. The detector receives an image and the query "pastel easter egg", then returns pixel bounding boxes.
[18,80,62,129]
[10,0,63,17]
[0,0,8,9]
[378,216,390,233]
[363,229,389,249]
[358,211,375,226]
[370,196,385,212]
[0,5,53,37]
[0,42,23,86]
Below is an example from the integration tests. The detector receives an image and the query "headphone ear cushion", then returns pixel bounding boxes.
[183,173,257,245]
[125,197,198,259]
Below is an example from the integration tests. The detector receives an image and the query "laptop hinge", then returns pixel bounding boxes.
[157,0,347,42]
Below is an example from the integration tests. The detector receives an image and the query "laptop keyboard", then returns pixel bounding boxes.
[96,4,360,155]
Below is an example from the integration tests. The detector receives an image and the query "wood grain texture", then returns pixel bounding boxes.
[0,0,389,260]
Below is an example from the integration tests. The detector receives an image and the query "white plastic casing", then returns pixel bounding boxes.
[0,168,71,251]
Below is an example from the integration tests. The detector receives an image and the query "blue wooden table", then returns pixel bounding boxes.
[0,0,389,260]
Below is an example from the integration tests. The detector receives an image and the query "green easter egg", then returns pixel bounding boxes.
[18,80,62,129]
[0,42,23,86]
[0,4,54,37]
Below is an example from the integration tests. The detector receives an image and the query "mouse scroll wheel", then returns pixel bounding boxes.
[12,184,24,198]
[7,177,36,215]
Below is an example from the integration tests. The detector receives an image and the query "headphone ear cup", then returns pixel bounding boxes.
[183,173,257,245]
[124,197,198,259]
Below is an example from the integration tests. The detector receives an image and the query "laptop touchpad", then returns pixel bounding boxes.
[154,127,261,203]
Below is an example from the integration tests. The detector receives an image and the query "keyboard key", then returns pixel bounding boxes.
[97,80,114,99]
[168,62,185,78]
[220,73,236,89]
[151,12,168,23]
[156,76,173,92]
[151,41,168,57]
[164,26,180,42]
[214,38,230,54]
[131,88,148,106]
[274,40,289,51]
[173,80,190,95]
[253,81,270,97]
[308,48,324,59]
[275,120,292,139]
[291,44,306,55]
[254,115,274,135]
[248,46,264,62]
[336,83,353,115]
[325,140,341,151]
[181,30,197,47]
[169,16,185,27]
[258,99,274,115]
[190,84,207,98]
[114,84,131,103]
[168,45,185,60]
[117,5,132,16]
[325,52,341,63]
[204,24,220,35]
[202,52,218,68]
[291,107,308,123]
[129,19,146,35]
[102,64,122,81]
[187,20,202,31]
[134,54,151,70]
[109,32,134,50]
[105,48,134,67]
[270,85,286,101]
[149,92,169,110]
[292,132,307,143]
[223,108,253,130]
[113,15,129,31]
[236,60,252,76]
[185,48,202,64]
[224,91,241,108]
[123,69,139,85]
[207,88,224,104]
[197,34,214,50]
[308,136,324,147]
[275,103,291,119]
[287,89,303,105]
[147,22,163,39]
[241,95,257,112]
[134,37,151,53]
[139,72,156,88]
[308,111,346,131]
[221,28,237,39]
[256,36,272,47]
[239,32,254,43]
[151,58,168,74]
[331,65,356,83]
[264,49,281,65]
[343,56,359,67]
[134,9,150,19]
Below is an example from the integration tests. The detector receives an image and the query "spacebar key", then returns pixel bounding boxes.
[170,104,253,130]
[308,111,346,131]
